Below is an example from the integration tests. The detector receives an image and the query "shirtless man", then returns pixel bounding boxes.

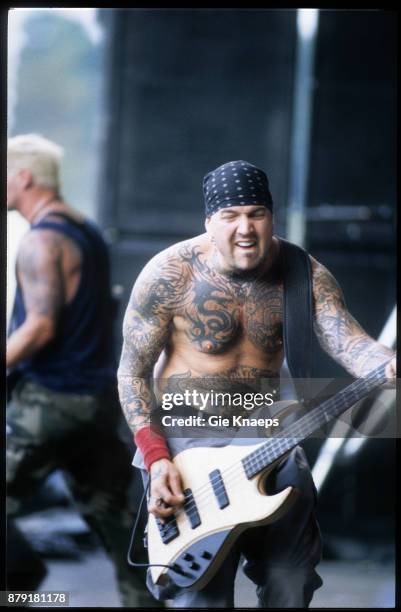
[118,160,396,607]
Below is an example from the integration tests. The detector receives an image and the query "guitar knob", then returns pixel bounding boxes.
[190,562,200,570]
[183,553,193,561]
[201,551,212,559]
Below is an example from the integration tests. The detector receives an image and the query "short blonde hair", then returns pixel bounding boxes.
[7,133,64,192]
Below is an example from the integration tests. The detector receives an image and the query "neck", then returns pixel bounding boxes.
[25,193,61,225]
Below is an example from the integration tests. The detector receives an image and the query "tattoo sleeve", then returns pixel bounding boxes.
[311,257,394,378]
[117,253,179,434]
[18,230,64,319]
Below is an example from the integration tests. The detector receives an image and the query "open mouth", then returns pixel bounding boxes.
[235,240,257,250]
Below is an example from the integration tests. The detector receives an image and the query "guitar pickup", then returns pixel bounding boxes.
[183,488,201,529]
[209,469,230,509]
[156,515,179,544]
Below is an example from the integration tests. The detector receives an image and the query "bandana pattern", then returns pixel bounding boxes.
[203,160,273,216]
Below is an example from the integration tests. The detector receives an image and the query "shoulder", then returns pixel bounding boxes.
[308,254,326,277]
[17,228,62,269]
[307,254,345,311]
[128,235,207,314]
[134,234,207,286]
[308,254,340,287]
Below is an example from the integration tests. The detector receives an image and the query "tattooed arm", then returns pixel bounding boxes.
[117,253,185,516]
[311,257,396,380]
[7,230,63,368]
[117,253,180,434]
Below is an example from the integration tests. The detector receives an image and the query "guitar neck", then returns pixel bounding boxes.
[242,362,389,479]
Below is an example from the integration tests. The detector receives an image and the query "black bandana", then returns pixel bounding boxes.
[203,160,273,217]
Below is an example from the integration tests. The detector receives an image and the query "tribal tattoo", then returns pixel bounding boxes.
[118,240,395,437]
[311,257,394,377]
[155,365,280,417]
[18,230,64,318]
[175,244,284,353]
[117,241,285,434]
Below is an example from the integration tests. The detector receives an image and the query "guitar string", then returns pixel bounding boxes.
[157,397,383,537]
[172,368,386,511]
[156,368,387,532]
[155,367,389,534]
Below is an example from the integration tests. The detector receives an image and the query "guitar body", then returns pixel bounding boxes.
[148,441,298,591]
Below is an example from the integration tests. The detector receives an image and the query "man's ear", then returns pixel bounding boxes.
[18,169,34,190]
[204,216,211,233]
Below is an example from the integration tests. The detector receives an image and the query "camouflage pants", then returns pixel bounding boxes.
[6,379,159,608]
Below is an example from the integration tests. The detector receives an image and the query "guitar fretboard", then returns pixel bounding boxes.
[242,362,389,479]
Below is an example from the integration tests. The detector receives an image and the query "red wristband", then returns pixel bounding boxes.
[134,426,171,471]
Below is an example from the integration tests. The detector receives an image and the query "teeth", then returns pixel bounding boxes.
[237,241,256,247]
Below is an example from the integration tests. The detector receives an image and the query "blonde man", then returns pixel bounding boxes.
[7,134,159,607]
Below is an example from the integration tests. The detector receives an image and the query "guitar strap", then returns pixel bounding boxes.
[279,236,314,403]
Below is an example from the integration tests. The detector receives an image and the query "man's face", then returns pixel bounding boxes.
[6,167,32,211]
[6,167,22,211]
[205,204,273,272]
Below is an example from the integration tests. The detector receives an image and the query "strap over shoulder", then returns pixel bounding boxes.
[279,236,314,401]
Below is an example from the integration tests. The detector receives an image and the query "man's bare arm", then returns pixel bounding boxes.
[117,254,186,517]
[311,257,395,379]
[7,230,63,368]
[117,258,174,434]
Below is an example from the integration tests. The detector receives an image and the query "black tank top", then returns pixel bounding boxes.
[9,213,117,394]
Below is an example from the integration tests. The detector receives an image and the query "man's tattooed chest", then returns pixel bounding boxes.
[175,275,284,355]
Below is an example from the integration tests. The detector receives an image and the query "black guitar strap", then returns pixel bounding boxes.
[279,236,314,402]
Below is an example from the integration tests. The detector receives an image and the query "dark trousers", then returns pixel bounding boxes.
[7,379,159,608]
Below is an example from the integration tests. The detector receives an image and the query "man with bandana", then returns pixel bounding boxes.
[118,160,396,607]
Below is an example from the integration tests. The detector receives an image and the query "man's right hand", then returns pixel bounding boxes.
[148,458,185,519]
